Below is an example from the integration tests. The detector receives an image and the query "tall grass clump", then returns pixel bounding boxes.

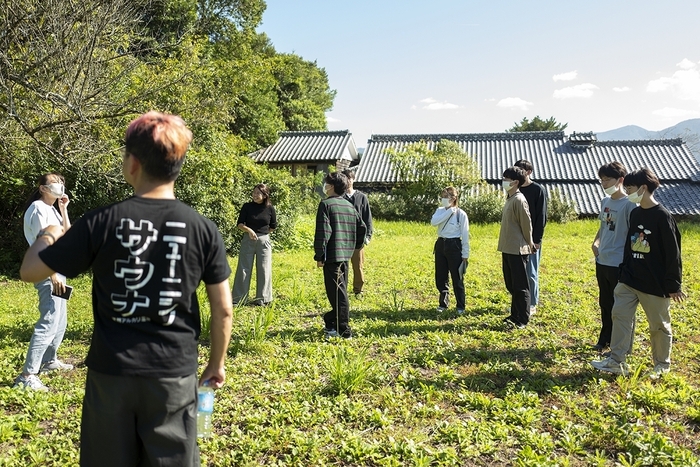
[325,345,377,395]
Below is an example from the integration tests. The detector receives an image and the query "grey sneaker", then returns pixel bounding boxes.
[647,365,670,380]
[590,357,629,375]
[436,306,447,312]
[40,359,74,372]
[324,328,339,339]
[13,374,48,391]
[529,305,537,316]
[456,309,465,316]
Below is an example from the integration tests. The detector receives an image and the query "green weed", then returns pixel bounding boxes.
[325,345,377,395]
[1,219,699,466]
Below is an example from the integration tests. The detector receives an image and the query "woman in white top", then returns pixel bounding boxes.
[430,186,470,315]
[14,173,73,391]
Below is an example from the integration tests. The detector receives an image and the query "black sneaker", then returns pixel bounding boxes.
[503,317,525,329]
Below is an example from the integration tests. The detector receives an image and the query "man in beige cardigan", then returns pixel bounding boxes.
[498,166,535,329]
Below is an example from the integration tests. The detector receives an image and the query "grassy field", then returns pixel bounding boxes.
[1,219,699,466]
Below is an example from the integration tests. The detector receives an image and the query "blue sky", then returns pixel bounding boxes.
[258,1,700,147]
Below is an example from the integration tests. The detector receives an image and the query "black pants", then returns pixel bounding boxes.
[502,253,530,326]
[434,237,466,309]
[595,262,620,347]
[80,369,199,467]
[322,261,352,337]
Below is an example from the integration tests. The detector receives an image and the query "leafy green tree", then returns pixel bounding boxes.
[273,54,336,131]
[386,140,483,220]
[0,0,336,272]
[508,116,568,132]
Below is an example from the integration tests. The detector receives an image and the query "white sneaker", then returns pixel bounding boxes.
[456,309,465,316]
[13,374,49,391]
[529,305,537,316]
[647,365,670,380]
[40,359,74,372]
[590,357,629,376]
[324,328,339,339]
[436,306,447,312]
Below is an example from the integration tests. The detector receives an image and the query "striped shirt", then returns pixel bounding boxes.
[314,196,366,263]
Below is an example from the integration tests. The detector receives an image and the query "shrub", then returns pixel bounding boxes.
[548,188,579,223]
[177,139,321,255]
[366,193,410,221]
[462,185,505,224]
[385,140,483,221]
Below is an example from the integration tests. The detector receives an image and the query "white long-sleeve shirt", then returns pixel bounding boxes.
[431,206,470,258]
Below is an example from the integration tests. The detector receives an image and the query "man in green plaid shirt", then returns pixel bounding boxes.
[314,172,366,339]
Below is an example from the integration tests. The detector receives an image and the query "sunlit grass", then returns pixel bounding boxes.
[1,218,699,466]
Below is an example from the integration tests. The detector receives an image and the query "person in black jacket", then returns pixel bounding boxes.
[591,168,685,377]
[342,169,373,298]
[514,160,547,316]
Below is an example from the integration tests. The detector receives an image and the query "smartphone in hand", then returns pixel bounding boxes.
[51,285,73,300]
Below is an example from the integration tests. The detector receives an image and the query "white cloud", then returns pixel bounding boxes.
[651,107,700,118]
[496,97,534,110]
[553,83,599,99]
[416,97,459,110]
[677,58,697,70]
[552,71,578,82]
[613,86,631,92]
[326,116,340,123]
[423,101,459,110]
[646,61,700,103]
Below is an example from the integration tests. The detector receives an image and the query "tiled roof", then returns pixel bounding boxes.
[356,132,700,216]
[249,130,358,163]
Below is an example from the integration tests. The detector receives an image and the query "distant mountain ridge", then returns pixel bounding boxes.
[596,118,700,142]
[596,118,700,162]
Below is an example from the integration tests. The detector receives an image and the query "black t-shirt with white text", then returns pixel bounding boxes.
[39,197,231,377]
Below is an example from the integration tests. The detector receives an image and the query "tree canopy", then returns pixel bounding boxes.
[0,0,335,271]
[385,140,483,220]
[508,116,568,132]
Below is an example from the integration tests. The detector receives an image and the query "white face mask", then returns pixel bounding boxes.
[45,183,64,197]
[603,185,619,196]
[627,187,644,204]
[440,198,451,208]
[502,180,513,191]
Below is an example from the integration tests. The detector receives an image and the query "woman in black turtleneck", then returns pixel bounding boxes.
[232,184,277,305]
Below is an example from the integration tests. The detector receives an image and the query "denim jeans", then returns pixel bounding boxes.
[526,246,541,307]
[23,276,68,375]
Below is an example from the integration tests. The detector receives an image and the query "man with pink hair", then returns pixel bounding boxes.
[21,111,233,466]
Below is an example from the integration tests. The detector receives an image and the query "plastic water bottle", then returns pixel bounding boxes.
[197,381,215,438]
